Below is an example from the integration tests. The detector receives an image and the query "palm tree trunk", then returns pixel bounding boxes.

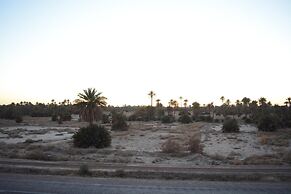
[89,107,93,126]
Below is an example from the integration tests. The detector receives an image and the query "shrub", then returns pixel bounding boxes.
[58,117,63,124]
[78,164,91,176]
[161,139,181,153]
[128,106,155,121]
[73,125,111,148]
[257,114,280,132]
[161,115,175,123]
[222,118,239,133]
[102,114,110,124]
[283,151,291,164]
[178,113,192,124]
[25,150,51,161]
[198,115,213,122]
[51,114,58,121]
[188,135,202,153]
[111,112,128,131]
[61,114,72,121]
[115,169,125,177]
[15,116,23,123]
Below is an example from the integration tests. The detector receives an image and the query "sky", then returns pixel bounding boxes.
[0,0,290,106]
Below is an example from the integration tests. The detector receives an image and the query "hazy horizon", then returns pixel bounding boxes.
[1,0,290,106]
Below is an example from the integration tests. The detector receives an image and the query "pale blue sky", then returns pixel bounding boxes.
[0,0,290,106]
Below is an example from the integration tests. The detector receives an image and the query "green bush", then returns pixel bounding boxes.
[111,113,128,131]
[178,113,192,124]
[257,114,280,132]
[61,114,72,121]
[15,116,23,123]
[198,115,213,122]
[128,106,155,121]
[51,114,58,121]
[161,115,175,123]
[102,114,110,124]
[222,118,239,133]
[78,164,91,176]
[73,125,111,148]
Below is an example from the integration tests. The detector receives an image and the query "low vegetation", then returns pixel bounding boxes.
[161,115,175,123]
[178,112,192,124]
[188,134,202,153]
[111,112,128,131]
[78,164,91,176]
[222,118,239,133]
[15,116,23,123]
[257,114,280,132]
[73,125,111,148]
[161,139,181,153]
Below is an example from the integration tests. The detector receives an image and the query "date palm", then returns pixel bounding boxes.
[76,88,107,125]
[258,97,267,106]
[226,99,231,106]
[286,97,291,107]
[183,99,188,108]
[148,91,156,107]
[156,99,161,107]
[179,96,183,107]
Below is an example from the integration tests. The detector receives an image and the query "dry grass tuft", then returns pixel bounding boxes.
[161,139,181,153]
[283,151,291,164]
[260,135,269,145]
[243,154,282,165]
[188,133,202,153]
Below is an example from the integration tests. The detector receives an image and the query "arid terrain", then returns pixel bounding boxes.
[0,116,291,166]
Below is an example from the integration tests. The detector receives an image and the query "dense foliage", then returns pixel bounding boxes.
[73,125,111,148]
[161,115,175,123]
[222,118,240,133]
[257,114,280,132]
[111,112,128,131]
[0,100,75,120]
[178,112,192,123]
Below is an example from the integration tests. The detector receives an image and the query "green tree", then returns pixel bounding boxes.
[76,88,107,125]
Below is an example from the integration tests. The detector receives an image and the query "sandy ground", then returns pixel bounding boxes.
[0,117,290,166]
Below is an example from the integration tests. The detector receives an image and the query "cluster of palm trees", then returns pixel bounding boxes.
[148,91,189,109]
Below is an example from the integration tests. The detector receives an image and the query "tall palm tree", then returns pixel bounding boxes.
[169,99,174,107]
[179,96,183,107]
[156,99,161,107]
[235,100,241,106]
[76,88,107,125]
[148,91,156,107]
[220,96,225,105]
[183,99,188,108]
[258,97,267,106]
[241,97,251,106]
[286,97,291,107]
[226,99,231,106]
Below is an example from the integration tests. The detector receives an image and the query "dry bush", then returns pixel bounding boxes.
[260,135,269,145]
[161,139,181,153]
[78,164,91,176]
[25,150,52,161]
[283,151,291,164]
[243,154,282,165]
[188,133,202,153]
[207,154,227,161]
[229,159,243,165]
